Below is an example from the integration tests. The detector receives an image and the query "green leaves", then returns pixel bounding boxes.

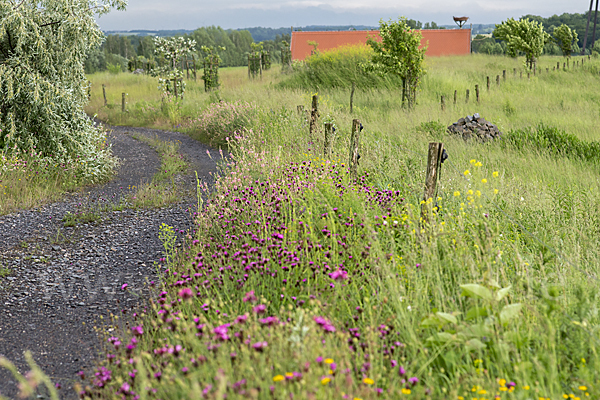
[553,24,578,57]
[494,18,550,68]
[500,303,523,325]
[366,16,426,107]
[460,284,493,301]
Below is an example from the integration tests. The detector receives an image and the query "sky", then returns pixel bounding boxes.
[96,0,589,31]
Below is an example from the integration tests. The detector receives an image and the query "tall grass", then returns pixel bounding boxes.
[77,54,600,399]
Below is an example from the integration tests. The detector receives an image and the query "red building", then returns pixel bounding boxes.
[291,29,472,60]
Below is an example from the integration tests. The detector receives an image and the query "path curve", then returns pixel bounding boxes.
[0,124,221,399]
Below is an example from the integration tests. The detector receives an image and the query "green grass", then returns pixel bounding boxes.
[65,54,600,399]
[129,134,188,208]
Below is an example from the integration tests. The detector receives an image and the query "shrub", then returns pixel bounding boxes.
[183,101,257,146]
[503,124,600,164]
[279,44,401,90]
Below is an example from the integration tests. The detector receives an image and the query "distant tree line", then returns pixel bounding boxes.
[84,26,290,74]
[473,12,600,56]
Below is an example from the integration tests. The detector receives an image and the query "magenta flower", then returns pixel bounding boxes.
[329,269,348,280]
[121,283,128,290]
[131,326,143,336]
[253,304,266,314]
[178,287,193,300]
[243,290,257,302]
[252,341,268,351]
[259,316,279,326]
[408,377,419,386]
[235,314,248,324]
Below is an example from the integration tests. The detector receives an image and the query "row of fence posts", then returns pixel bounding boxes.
[439,55,593,110]
[298,94,442,221]
[101,79,185,113]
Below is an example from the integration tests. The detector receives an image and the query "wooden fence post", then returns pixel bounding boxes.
[520,71,523,79]
[513,68,516,76]
[102,84,107,106]
[453,90,457,105]
[534,64,536,75]
[546,67,549,73]
[441,95,445,111]
[527,72,530,79]
[350,81,355,114]
[496,75,500,86]
[486,76,490,91]
[349,119,361,178]
[503,70,506,81]
[475,84,479,103]
[309,94,319,137]
[421,142,444,222]
[121,93,126,112]
[466,89,469,103]
[324,123,333,156]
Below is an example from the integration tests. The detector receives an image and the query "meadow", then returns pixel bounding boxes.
[9,52,600,399]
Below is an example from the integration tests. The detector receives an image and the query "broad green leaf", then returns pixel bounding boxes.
[466,306,489,320]
[435,312,458,325]
[425,332,454,345]
[500,303,523,325]
[420,315,441,328]
[460,284,493,301]
[496,286,512,301]
[465,339,486,351]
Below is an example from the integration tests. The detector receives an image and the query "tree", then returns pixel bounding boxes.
[553,24,579,58]
[0,0,126,181]
[366,17,426,108]
[494,18,550,70]
[153,36,196,98]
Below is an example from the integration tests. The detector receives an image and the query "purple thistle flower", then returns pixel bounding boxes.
[243,290,257,303]
[252,341,268,351]
[178,287,193,300]
[329,269,348,280]
[253,304,266,314]
[131,326,143,336]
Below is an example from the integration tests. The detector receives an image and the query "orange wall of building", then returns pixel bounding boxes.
[290,29,471,60]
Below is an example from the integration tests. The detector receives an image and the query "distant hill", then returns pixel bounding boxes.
[103,23,498,42]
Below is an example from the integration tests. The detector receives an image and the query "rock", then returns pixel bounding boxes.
[447,114,502,143]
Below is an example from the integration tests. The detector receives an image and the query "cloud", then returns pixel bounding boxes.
[96,0,589,31]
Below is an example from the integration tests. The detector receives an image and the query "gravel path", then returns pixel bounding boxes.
[0,124,222,399]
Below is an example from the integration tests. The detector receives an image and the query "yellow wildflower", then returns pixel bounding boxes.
[321,377,331,385]
[470,159,476,164]
[523,385,530,390]
[498,379,506,387]
[273,375,285,382]
[363,378,375,385]
[401,388,411,394]
[464,169,470,176]
[481,178,487,183]
[579,387,588,391]
[324,358,334,364]
[285,372,294,378]
[478,389,487,394]
[493,171,499,177]
[454,191,460,197]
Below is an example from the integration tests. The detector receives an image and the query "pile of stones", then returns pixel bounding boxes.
[447,113,502,142]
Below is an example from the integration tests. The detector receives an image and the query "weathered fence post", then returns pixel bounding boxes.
[466,89,470,103]
[520,71,523,79]
[102,84,107,106]
[486,76,490,91]
[503,70,506,81]
[513,68,517,76]
[563,62,566,71]
[546,68,549,73]
[453,90,457,105]
[475,84,479,103]
[496,75,500,86]
[441,95,445,111]
[121,93,126,112]
[421,142,444,222]
[527,72,530,80]
[350,81,355,114]
[557,61,560,70]
[349,119,361,178]
[324,123,333,156]
[309,95,319,137]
